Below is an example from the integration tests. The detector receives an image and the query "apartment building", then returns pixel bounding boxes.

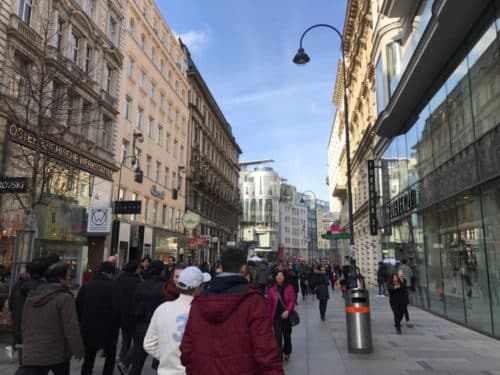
[0,0,124,283]
[113,0,189,265]
[278,183,307,259]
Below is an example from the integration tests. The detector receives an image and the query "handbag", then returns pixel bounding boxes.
[277,289,300,326]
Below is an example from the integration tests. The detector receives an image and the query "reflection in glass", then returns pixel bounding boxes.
[429,87,451,167]
[456,189,492,333]
[481,179,500,338]
[438,198,465,323]
[468,23,500,139]
[396,135,409,191]
[415,106,434,177]
[424,206,445,314]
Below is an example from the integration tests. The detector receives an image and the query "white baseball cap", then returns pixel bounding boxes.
[178,266,211,290]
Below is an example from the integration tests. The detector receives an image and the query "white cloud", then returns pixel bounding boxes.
[174,25,211,55]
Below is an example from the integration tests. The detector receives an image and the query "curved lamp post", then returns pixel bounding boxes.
[293,24,357,289]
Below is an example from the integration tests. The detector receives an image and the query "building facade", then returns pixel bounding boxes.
[329,0,380,284]
[278,183,307,259]
[182,43,241,264]
[239,166,281,258]
[0,0,124,284]
[315,199,331,260]
[373,0,500,337]
[113,0,189,266]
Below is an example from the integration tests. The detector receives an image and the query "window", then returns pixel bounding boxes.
[139,70,146,88]
[124,97,131,120]
[18,0,32,25]
[164,167,169,187]
[56,19,64,51]
[136,107,143,129]
[153,201,158,225]
[121,139,130,165]
[150,82,155,100]
[375,56,385,114]
[178,176,183,195]
[160,94,165,110]
[180,146,184,164]
[129,18,136,36]
[141,33,146,49]
[173,139,178,159]
[160,60,164,74]
[148,118,154,138]
[172,171,177,190]
[103,64,112,93]
[101,118,112,150]
[156,161,161,182]
[70,33,79,63]
[85,46,92,73]
[108,17,117,43]
[166,133,171,152]
[144,198,149,223]
[162,205,167,225]
[151,48,156,64]
[127,57,135,77]
[86,0,96,19]
[146,155,152,178]
[157,125,163,145]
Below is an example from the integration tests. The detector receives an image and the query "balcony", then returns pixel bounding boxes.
[333,183,347,199]
[380,0,418,18]
[7,14,42,50]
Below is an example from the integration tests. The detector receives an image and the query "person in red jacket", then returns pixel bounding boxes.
[180,248,284,375]
[267,270,297,361]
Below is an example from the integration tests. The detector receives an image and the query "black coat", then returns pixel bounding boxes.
[315,273,330,301]
[113,273,142,330]
[133,276,166,336]
[75,273,120,347]
[389,282,408,307]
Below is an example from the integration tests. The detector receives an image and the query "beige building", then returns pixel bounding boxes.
[329,0,380,286]
[0,0,124,282]
[182,43,241,264]
[113,0,190,265]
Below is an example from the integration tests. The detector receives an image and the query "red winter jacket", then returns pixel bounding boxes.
[180,275,284,375]
[267,283,296,321]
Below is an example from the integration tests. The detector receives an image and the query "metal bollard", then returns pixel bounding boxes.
[345,288,372,353]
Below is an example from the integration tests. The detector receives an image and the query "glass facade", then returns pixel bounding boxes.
[380,14,500,337]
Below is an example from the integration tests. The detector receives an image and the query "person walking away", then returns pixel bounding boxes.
[314,265,330,321]
[299,267,309,300]
[267,270,296,361]
[256,260,271,294]
[127,261,166,375]
[163,264,185,301]
[388,273,407,334]
[22,263,84,375]
[76,262,120,375]
[377,262,388,296]
[144,266,210,374]
[307,267,316,298]
[397,269,413,327]
[180,248,284,374]
[113,261,142,371]
[287,265,300,303]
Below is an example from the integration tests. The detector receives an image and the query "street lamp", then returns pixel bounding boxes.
[293,24,357,289]
[116,132,144,203]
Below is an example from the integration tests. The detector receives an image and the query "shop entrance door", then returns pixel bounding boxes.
[88,237,105,273]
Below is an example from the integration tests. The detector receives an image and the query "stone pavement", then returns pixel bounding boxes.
[1,288,500,374]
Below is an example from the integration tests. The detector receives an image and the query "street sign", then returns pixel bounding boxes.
[114,200,142,214]
[0,177,28,193]
[321,233,350,240]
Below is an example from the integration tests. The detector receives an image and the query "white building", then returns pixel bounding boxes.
[278,183,307,259]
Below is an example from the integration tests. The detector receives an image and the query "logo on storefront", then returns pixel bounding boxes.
[0,177,28,193]
[87,208,111,233]
[181,211,200,230]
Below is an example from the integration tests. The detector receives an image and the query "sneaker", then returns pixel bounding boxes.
[4,346,14,360]
[117,361,129,375]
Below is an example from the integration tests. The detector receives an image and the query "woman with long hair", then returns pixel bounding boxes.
[389,272,407,334]
[267,270,296,361]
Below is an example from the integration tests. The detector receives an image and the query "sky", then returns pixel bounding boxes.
[157,0,348,202]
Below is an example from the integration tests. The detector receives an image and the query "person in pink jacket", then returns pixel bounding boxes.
[267,270,296,361]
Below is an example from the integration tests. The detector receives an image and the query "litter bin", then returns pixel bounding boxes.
[345,288,372,353]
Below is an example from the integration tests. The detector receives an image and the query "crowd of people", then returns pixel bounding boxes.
[3,249,417,374]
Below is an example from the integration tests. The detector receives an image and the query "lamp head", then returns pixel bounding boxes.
[300,198,305,204]
[293,48,310,65]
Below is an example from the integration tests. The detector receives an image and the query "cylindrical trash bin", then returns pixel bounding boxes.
[345,288,372,353]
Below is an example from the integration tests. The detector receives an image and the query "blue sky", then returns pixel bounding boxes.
[157,0,348,201]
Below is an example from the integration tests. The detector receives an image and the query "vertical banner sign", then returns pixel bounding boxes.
[367,160,378,235]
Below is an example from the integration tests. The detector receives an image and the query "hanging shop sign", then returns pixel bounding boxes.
[181,210,200,230]
[367,160,378,235]
[8,123,114,180]
[0,177,28,193]
[114,200,142,214]
[87,208,112,233]
[151,185,166,199]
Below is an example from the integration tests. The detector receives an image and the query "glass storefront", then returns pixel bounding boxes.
[380,13,500,337]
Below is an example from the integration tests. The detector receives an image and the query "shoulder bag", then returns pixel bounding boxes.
[277,290,300,326]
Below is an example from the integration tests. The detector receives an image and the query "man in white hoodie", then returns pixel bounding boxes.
[143,266,211,374]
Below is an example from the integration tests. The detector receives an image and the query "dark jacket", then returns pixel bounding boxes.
[256,263,271,285]
[163,278,180,301]
[287,269,299,294]
[377,265,388,283]
[389,281,408,306]
[75,273,119,347]
[133,276,166,336]
[22,283,84,366]
[9,277,44,344]
[180,275,284,375]
[315,272,330,300]
[113,273,142,330]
